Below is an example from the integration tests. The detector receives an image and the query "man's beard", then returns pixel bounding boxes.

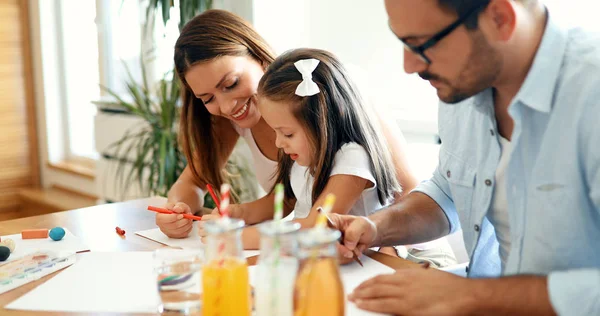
[419,31,502,104]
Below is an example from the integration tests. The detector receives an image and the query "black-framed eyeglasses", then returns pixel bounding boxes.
[400,1,490,64]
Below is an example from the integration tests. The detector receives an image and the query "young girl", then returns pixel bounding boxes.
[259,49,399,220]
[199,48,456,267]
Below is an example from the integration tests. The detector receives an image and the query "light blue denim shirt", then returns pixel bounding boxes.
[413,11,600,315]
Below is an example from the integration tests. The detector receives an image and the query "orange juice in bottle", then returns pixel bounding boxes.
[201,217,250,316]
[294,228,344,316]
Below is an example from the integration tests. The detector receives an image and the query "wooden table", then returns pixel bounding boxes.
[0,197,417,315]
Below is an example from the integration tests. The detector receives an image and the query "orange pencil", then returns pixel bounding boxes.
[147,206,202,221]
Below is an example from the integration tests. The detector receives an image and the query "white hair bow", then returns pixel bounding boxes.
[294,58,320,97]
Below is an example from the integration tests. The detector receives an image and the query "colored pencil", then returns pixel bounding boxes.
[147,206,202,221]
[206,184,221,212]
[318,202,364,267]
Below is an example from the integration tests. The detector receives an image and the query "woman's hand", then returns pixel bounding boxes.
[156,202,193,238]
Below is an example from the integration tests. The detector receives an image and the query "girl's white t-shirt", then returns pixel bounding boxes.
[289,142,448,252]
[290,142,386,219]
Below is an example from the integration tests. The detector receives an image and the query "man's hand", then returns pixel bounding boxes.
[328,213,379,264]
[349,267,476,315]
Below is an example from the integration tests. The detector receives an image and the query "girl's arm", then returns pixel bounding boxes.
[198,191,296,245]
[239,174,371,249]
[228,192,296,224]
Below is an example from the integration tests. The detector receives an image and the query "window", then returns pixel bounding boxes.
[36,0,180,163]
[31,0,181,197]
[57,0,100,160]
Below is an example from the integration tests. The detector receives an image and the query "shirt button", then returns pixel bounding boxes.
[485,179,492,186]
[490,129,495,136]
[446,170,451,178]
[474,224,480,232]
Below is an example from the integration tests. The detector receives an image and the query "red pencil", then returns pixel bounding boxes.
[206,184,221,211]
[147,206,202,221]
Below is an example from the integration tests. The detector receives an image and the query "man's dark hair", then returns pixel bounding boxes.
[437,0,491,29]
[438,0,535,29]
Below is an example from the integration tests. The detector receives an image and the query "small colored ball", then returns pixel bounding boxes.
[0,238,15,253]
[49,227,66,241]
[0,246,10,262]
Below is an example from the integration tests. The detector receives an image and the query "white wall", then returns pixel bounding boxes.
[251,0,440,138]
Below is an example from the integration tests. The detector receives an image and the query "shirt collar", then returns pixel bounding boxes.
[513,9,568,113]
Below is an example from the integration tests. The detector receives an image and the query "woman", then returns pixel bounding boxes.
[156,9,455,267]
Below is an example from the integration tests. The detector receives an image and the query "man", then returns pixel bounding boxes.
[330,0,600,314]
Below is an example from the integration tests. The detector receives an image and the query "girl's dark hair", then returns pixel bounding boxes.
[174,9,275,194]
[258,48,401,204]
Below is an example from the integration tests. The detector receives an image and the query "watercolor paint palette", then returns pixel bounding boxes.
[0,250,76,295]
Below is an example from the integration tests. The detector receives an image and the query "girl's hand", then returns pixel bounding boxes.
[156,202,193,238]
[197,204,246,242]
[197,208,220,242]
[219,204,245,218]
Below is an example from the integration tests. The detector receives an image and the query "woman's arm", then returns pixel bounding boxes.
[166,118,240,213]
[157,119,239,238]
[167,166,207,214]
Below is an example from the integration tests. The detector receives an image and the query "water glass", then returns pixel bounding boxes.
[153,248,203,315]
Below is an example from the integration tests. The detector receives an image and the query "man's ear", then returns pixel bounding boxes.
[480,0,517,42]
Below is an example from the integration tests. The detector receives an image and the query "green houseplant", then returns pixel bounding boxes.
[145,0,214,32]
[98,65,185,199]
[98,0,258,205]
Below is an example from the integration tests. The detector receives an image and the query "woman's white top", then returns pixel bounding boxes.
[231,123,278,193]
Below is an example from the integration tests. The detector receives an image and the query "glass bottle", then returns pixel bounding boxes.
[294,228,345,316]
[255,220,302,316]
[201,217,250,316]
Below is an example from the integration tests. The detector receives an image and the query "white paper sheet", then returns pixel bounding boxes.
[339,254,395,294]
[341,255,394,316]
[249,255,394,316]
[0,228,89,262]
[135,227,259,258]
[5,252,160,313]
[136,225,204,249]
[8,251,390,315]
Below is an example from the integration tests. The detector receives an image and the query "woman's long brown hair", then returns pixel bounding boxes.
[258,49,401,205]
[174,10,275,194]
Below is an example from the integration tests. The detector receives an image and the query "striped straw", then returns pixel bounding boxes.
[220,183,230,217]
[315,194,336,228]
[273,183,284,221]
